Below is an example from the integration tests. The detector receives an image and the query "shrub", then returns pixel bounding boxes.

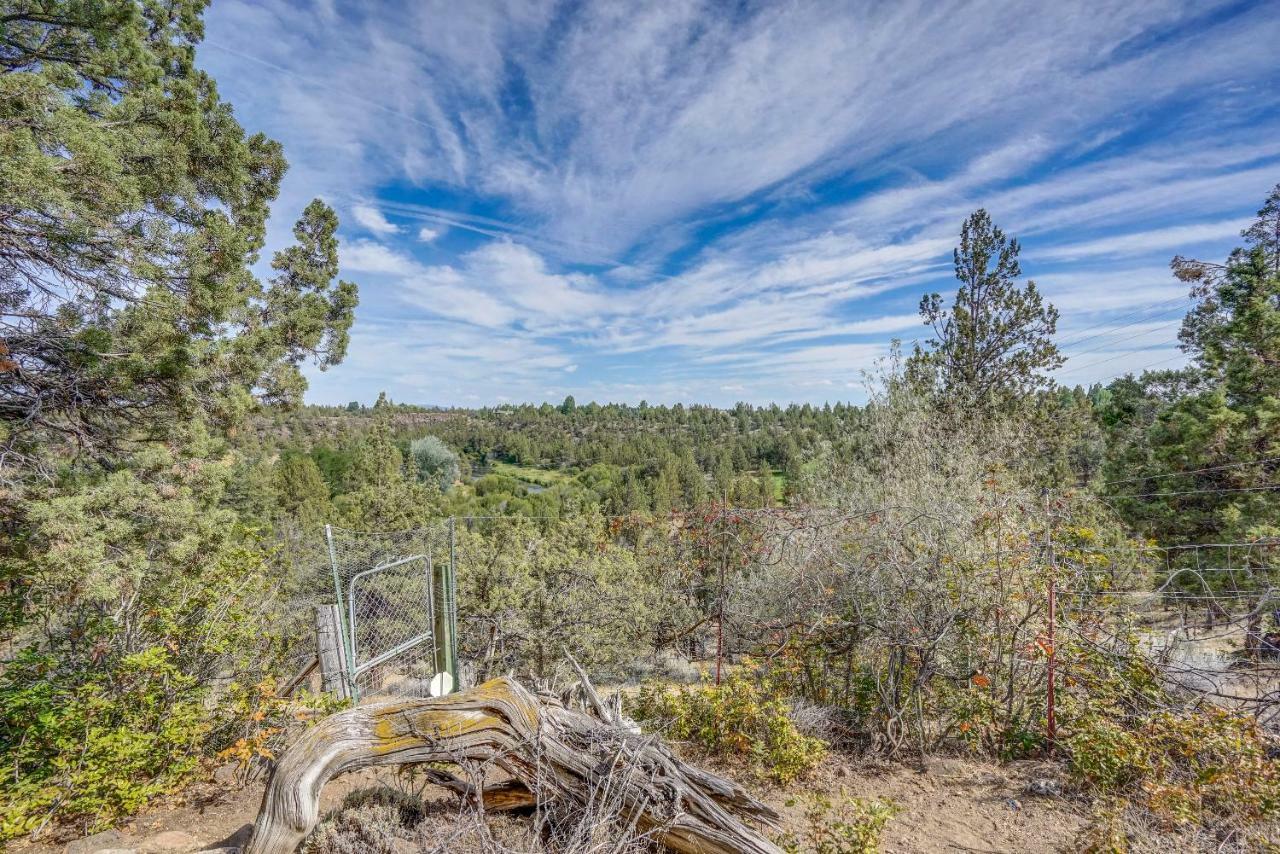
[1063,636,1280,842]
[630,669,826,783]
[0,645,211,838]
[217,678,350,786]
[779,790,897,853]
[1066,706,1280,833]
[0,451,297,840]
[303,787,429,854]
[409,435,461,491]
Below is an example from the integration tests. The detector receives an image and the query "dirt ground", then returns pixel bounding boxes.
[778,754,1087,854]
[9,752,1087,854]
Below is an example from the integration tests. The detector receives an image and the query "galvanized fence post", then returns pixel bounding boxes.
[447,516,459,689]
[324,524,357,700]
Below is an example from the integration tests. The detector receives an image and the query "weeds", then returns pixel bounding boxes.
[631,668,826,784]
[778,790,897,854]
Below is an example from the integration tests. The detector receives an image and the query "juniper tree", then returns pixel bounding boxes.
[912,209,1062,408]
[0,0,358,470]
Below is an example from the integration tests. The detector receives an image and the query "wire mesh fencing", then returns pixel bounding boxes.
[311,508,1280,743]
[324,521,458,700]
[1055,539,1280,729]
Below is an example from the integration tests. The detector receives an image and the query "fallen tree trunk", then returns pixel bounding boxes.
[246,675,782,854]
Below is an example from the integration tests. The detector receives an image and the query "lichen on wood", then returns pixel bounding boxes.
[246,676,782,854]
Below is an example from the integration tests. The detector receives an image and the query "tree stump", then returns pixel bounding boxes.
[246,676,782,854]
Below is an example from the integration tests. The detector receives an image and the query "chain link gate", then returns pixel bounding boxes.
[324,521,459,701]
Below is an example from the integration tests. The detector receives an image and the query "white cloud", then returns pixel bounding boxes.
[340,239,422,275]
[838,313,926,335]
[207,0,1280,257]
[352,203,400,235]
[1038,219,1247,261]
[203,0,1279,406]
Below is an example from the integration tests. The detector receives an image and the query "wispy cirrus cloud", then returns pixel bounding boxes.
[198,0,1280,407]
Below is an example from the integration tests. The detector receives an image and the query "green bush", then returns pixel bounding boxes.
[0,646,210,838]
[1066,706,1280,832]
[631,669,827,783]
[0,464,292,840]
[1063,638,1280,841]
[779,790,897,853]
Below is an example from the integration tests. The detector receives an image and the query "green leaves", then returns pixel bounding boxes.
[1,2,357,464]
[1105,185,1280,547]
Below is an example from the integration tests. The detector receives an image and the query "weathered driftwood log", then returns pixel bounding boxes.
[247,675,781,854]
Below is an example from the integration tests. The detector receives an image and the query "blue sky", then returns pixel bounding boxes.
[197,0,1280,408]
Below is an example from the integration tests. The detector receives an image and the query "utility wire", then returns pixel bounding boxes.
[1091,351,1189,384]
[1054,295,1193,353]
[1104,456,1280,486]
[1063,317,1184,361]
[1066,338,1185,375]
[1107,484,1280,499]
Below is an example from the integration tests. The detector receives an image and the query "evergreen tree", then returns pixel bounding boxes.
[911,210,1061,407]
[1114,185,1280,547]
[273,453,333,532]
[757,472,776,508]
[658,458,686,514]
[0,1,357,464]
[337,417,440,530]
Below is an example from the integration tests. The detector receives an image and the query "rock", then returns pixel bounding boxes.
[211,762,241,787]
[139,830,197,852]
[1005,797,1022,811]
[1025,777,1062,797]
[65,831,123,854]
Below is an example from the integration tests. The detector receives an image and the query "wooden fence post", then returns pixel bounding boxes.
[315,604,350,701]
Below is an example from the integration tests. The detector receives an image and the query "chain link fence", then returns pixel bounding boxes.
[309,511,1280,739]
[324,521,458,701]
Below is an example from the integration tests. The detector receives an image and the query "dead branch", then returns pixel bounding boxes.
[246,676,781,854]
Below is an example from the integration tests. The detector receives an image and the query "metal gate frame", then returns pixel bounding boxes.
[325,521,460,701]
[348,553,434,684]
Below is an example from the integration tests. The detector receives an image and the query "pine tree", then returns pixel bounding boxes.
[1118,185,1280,547]
[911,210,1062,407]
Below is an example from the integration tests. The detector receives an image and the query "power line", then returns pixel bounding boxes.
[1091,350,1190,384]
[1003,297,1190,368]
[1065,339,1185,376]
[1054,295,1192,353]
[1062,316,1184,361]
